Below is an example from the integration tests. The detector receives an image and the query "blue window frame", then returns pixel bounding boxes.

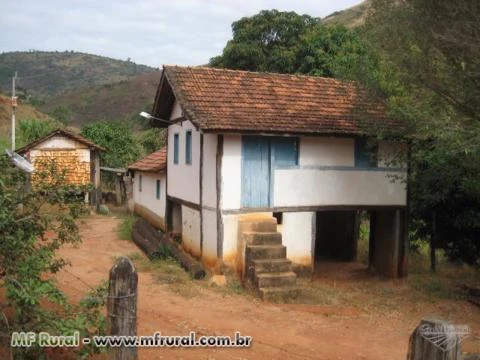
[273,137,298,167]
[185,130,192,165]
[173,133,179,164]
[355,138,377,168]
[156,179,161,199]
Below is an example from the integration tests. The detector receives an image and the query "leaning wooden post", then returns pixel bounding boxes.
[407,318,465,360]
[107,256,138,360]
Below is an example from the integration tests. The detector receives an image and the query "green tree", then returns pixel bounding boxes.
[0,157,105,358]
[354,0,480,267]
[210,10,370,78]
[17,118,59,148]
[297,24,373,77]
[139,128,165,155]
[210,10,320,73]
[81,121,141,168]
[50,105,71,125]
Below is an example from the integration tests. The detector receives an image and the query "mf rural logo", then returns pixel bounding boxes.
[419,323,470,352]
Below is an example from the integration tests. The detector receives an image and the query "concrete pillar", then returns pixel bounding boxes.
[372,209,405,278]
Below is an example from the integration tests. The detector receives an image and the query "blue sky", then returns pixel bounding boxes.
[1,0,363,67]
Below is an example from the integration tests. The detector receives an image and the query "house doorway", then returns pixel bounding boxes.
[314,210,359,264]
[241,135,299,208]
[171,203,182,234]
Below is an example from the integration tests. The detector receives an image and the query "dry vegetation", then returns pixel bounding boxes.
[0,94,52,138]
[322,0,370,28]
[40,71,161,127]
[0,51,156,98]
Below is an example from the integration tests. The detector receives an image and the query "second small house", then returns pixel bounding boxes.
[128,147,167,231]
[16,128,105,204]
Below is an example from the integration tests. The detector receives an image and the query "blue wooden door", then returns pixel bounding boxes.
[241,136,271,208]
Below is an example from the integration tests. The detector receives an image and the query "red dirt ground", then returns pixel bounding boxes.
[55,216,480,359]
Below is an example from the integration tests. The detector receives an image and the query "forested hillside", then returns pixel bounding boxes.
[0,51,156,99]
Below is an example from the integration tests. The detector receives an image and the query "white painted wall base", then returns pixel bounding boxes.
[281,212,315,269]
[202,208,217,268]
[181,206,201,258]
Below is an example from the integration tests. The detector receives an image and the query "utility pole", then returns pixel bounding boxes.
[11,72,18,151]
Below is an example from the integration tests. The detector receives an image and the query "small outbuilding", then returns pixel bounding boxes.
[127,147,167,231]
[16,128,105,204]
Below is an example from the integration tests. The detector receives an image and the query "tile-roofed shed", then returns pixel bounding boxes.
[128,147,167,173]
[152,66,399,136]
[16,128,105,154]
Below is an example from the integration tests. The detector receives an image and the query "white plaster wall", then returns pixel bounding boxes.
[167,120,200,204]
[281,212,315,267]
[181,206,201,257]
[274,169,407,206]
[221,135,242,210]
[300,137,354,166]
[76,149,90,162]
[132,171,166,218]
[201,209,217,266]
[169,100,183,120]
[222,214,239,266]
[36,135,86,149]
[202,133,217,208]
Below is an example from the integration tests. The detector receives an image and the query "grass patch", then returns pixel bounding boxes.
[117,214,136,240]
[357,219,370,265]
[123,252,202,298]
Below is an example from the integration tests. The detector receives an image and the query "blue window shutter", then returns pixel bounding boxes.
[156,179,161,199]
[273,137,298,167]
[173,133,179,164]
[185,130,192,164]
[355,138,377,168]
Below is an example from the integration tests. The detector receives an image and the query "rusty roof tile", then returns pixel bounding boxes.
[155,66,400,135]
[128,147,167,173]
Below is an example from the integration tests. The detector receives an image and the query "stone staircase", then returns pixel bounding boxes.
[241,216,299,301]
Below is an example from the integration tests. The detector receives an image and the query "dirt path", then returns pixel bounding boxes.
[56,216,479,359]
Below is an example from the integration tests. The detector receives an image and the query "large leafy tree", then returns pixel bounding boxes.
[356,0,480,267]
[0,158,105,358]
[210,10,368,77]
[210,10,319,73]
[81,121,141,169]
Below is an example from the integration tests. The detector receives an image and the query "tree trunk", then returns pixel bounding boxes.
[430,211,437,272]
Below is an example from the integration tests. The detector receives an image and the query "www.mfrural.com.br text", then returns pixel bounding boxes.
[11,331,252,348]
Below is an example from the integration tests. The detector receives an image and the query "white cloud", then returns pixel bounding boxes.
[0,0,363,67]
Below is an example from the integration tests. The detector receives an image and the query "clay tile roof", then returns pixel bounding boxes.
[160,65,400,135]
[16,128,106,154]
[128,147,167,173]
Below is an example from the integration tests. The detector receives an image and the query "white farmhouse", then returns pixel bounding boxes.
[143,66,408,294]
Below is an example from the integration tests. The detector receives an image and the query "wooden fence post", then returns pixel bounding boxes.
[407,318,464,360]
[107,256,138,360]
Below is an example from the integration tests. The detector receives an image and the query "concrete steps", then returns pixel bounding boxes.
[242,217,299,302]
[243,232,282,245]
[255,271,297,288]
[246,244,287,260]
[252,259,292,273]
[259,286,301,302]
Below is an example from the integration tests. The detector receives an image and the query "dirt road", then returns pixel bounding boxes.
[55,216,479,359]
